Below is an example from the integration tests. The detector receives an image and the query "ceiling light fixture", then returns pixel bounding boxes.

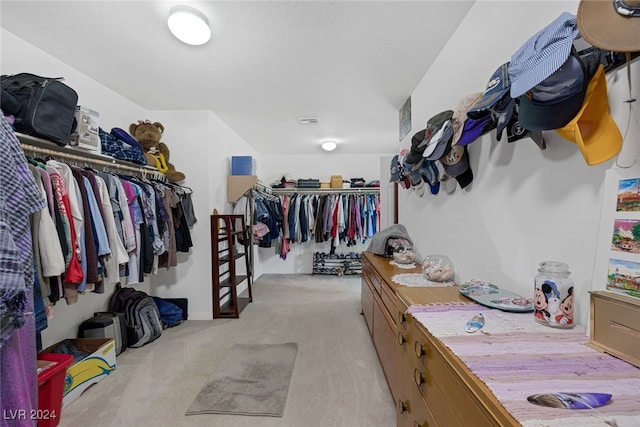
[168,5,211,46]
[321,140,337,152]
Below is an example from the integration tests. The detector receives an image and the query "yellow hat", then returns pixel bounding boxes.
[556,65,622,166]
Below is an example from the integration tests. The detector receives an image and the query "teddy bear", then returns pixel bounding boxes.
[129,120,186,183]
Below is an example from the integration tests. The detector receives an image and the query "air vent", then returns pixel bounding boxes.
[298,117,319,125]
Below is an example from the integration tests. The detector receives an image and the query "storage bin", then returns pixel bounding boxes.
[37,352,74,427]
[231,156,253,175]
[70,106,100,152]
[298,179,320,188]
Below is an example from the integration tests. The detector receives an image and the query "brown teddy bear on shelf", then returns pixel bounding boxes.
[129,120,186,183]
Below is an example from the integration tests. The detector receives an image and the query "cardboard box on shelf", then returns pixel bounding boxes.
[41,338,116,408]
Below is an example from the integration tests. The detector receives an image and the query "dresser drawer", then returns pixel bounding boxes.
[362,259,381,294]
[397,366,439,427]
[380,280,398,323]
[373,293,399,401]
[590,291,640,367]
[397,314,439,427]
[408,321,496,427]
[361,275,375,335]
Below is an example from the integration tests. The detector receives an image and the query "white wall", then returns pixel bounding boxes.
[258,153,389,273]
[147,110,260,319]
[399,0,640,328]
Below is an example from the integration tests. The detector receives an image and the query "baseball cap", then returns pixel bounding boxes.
[509,12,579,98]
[578,0,640,52]
[389,155,403,182]
[405,129,429,166]
[555,64,623,165]
[424,120,453,159]
[439,144,473,189]
[468,63,511,120]
[418,159,440,195]
[452,92,483,145]
[457,115,493,146]
[497,100,547,149]
[417,111,453,159]
[518,48,600,131]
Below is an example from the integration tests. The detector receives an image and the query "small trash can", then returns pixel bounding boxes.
[37,352,73,427]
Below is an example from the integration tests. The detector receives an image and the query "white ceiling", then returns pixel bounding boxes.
[0,1,474,155]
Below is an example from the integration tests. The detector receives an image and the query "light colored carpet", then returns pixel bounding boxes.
[55,274,396,427]
[186,342,298,417]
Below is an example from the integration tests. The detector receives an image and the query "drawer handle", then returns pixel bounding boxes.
[398,399,409,413]
[414,341,425,359]
[398,311,406,324]
[414,421,429,427]
[414,368,425,387]
[398,332,406,346]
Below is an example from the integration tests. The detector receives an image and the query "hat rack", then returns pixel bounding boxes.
[18,132,164,180]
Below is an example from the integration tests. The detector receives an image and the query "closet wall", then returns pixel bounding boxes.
[1,29,260,347]
[399,0,640,327]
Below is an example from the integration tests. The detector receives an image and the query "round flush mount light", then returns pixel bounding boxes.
[321,140,337,152]
[168,5,211,46]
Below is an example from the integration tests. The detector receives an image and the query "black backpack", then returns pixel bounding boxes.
[109,285,163,348]
[1,73,78,146]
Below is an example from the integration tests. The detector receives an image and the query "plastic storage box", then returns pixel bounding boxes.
[37,352,74,427]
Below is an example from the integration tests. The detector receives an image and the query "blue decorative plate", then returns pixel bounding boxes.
[459,280,534,312]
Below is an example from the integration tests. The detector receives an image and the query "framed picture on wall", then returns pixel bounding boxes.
[593,168,640,300]
[399,96,411,142]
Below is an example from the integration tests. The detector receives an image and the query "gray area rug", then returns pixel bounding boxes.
[185,342,298,417]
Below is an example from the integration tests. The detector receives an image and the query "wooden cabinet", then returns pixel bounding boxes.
[396,292,513,427]
[361,251,518,427]
[210,214,253,318]
[361,252,401,402]
[589,290,640,368]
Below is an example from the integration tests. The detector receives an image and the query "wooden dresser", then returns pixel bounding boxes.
[361,251,518,427]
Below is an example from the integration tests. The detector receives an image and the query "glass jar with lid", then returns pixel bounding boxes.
[534,261,575,328]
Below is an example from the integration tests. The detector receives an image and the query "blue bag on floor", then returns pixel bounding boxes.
[152,297,184,328]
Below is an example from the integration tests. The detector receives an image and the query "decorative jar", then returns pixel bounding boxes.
[534,261,575,328]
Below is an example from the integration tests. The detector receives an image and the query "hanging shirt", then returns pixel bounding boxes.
[95,175,129,284]
[280,196,290,260]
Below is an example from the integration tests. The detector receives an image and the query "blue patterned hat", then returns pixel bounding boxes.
[509,12,579,98]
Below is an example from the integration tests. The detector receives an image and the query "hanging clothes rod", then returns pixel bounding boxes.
[17,131,160,177]
[270,187,380,195]
[21,142,160,178]
[253,181,273,194]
